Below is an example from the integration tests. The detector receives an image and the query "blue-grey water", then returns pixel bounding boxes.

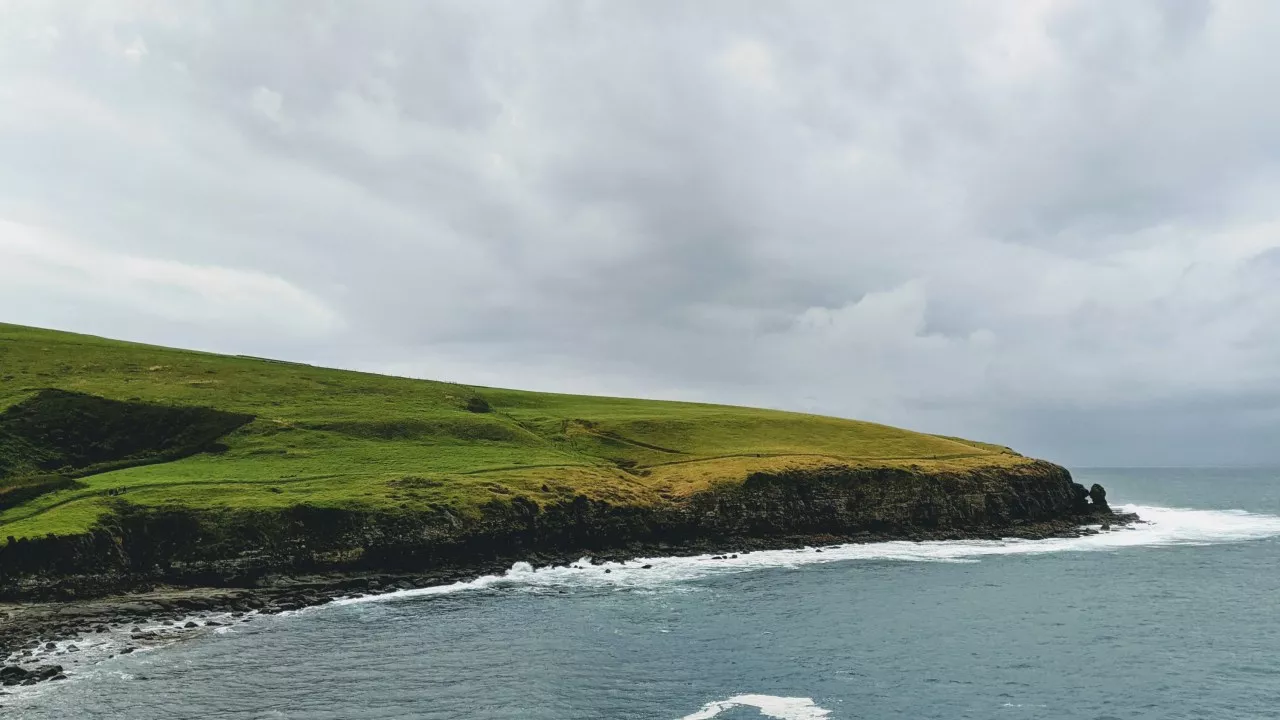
[7,468,1280,719]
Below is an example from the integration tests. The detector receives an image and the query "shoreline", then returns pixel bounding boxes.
[1,509,1134,691]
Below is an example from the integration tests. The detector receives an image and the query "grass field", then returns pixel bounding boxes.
[0,323,1028,543]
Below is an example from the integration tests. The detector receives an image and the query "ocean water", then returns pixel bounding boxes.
[7,468,1280,719]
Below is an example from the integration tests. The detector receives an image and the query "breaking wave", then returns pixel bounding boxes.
[329,504,1280,606]
[677,694,832,719]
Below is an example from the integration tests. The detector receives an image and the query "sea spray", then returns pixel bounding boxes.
[678,695,833,720]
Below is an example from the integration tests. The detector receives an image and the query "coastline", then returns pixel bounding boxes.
[2,459,1127,693]
[2,506,1133,679]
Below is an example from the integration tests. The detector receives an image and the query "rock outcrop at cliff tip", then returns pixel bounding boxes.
[1089,483,1110,512]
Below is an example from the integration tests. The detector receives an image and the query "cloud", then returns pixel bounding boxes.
[249,86,285,125]
[2,0,1280,464]
[718,38,779,94]
[0,220,341,340]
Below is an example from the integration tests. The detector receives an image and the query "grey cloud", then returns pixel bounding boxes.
[4,1,1280,465]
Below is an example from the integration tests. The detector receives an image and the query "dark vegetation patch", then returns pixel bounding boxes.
[0,389,255,483]
[466,396,492,413]
[0,476,83,512]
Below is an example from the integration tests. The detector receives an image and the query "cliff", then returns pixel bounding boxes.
[0,458,1110,601]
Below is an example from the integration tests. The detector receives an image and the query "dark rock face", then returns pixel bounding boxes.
[1,664,62,687]
[0,461,1116,601]
[1089,483,1111,512]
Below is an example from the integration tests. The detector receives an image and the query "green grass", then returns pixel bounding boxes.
[0,322,1032,542]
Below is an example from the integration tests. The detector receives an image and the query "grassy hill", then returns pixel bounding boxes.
[0,322,1029,545]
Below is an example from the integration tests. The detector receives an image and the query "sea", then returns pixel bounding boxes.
[5,468,1280,719]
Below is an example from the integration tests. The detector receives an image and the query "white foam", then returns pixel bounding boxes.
[328,504,1280,606]
[1,610,256,704]
[678,695,832,720]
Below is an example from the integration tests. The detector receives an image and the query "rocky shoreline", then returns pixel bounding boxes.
[1,504,1135,694]
[1,462,1130,697]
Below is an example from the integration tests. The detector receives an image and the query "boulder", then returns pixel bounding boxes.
[2,665,63,686]
[1071,483,1091,512]
[1089,484,1111,512]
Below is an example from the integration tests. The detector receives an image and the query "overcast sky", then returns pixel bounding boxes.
[5,0,1280,466]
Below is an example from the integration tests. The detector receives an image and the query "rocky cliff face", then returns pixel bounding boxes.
[0,460,1108,601]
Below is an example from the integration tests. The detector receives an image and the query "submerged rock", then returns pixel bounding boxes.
[0,664,63,687]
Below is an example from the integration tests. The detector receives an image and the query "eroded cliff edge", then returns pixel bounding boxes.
[0,459,1118,603]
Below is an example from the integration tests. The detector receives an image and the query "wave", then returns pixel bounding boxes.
[678,695,831,720]
[329,504,1280,607]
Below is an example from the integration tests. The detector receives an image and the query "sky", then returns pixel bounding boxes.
[3,0,1280,466]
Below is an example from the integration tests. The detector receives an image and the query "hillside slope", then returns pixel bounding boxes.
[0,323,1107,598]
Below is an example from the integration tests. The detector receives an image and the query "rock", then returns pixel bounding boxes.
[51,674,67,681]
[184,621,198,629]
[1070,482,1091,512]
[641,564,653,569]
[1089,484,1111,512]
[43,642,56,650]
[3,664,65,686]
[67,645,79,652]
[1101,521,1111,531]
